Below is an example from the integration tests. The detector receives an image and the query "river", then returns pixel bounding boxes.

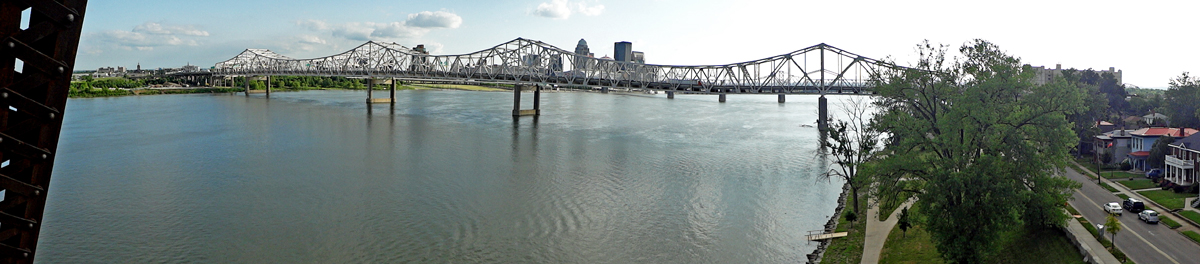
[37,89,846,263]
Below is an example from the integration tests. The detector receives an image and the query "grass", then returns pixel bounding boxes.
[1180,210,1200,225]
[1117,193,1130,200]
[1101,183,1119,192]
[1102,171,1144,179]
[1137,190,1193,210]
[878,224,1085,264]
[1117,179,1157,190]
[822,195,868,264]
[878,191,917,221]
[1160,216,1182,229]
[1184,231,1200,244]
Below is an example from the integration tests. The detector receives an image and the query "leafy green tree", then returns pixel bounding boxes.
[870,40,1083,263]
[1148,136,1176,170]
[1164,72,1200,128]
[898,207,911,238]
[820,97,882,216]
[845,209,858,228]
[1105,214,1122,261]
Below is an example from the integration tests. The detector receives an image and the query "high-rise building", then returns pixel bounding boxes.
[614,41,632,62]
[1028,63,1123,85]
[574,39,591,70]
[632,51,645,64]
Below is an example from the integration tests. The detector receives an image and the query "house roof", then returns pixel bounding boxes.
[1129,151,1150,157]
[1097,129,1136,139]
[1171,133,1200,151]
[1130,127,1199,137]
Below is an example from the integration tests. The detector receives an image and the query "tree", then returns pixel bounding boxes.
[870,40,1083,263]
[845,209,858,228]
[820,97,883,217]
[1148,136,1176,169]
[898,207,911,238]
[1105,214,1122,261]
[1164,72,1200,128]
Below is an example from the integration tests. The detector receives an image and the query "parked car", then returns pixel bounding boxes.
[1138,210,1160,224]
[1105,202,1123,216]
[1123,198,1145,213]
[1147,168,1163,178]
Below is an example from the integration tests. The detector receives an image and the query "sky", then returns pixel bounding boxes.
[73,0,1199,88]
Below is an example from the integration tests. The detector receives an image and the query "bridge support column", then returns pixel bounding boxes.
[601,87,608,93]
[512,84,522,116]
[778,94,785,103]
[533,84,541,116]
[265,76,270,98]
[390,77,396,106]
[719,93,726,103]
[667,91,674,99]
[244,76,250,96]
[818,95,828,131]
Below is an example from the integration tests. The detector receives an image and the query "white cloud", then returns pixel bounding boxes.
[296,10,462,42]
[535,0,572,19]
[298,35,327,45]
[405,11,462,28]
[534,0,604,19]
[93,22,206,50]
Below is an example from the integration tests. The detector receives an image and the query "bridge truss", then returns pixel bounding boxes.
[215,38,902,94]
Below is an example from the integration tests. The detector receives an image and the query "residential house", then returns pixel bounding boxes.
[1095,129,1135,165]
[1126,127,1199,171]
[1165,133,1200,186]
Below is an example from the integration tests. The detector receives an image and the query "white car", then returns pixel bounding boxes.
[1139,210,1160,224]
[1104,202,1123,216]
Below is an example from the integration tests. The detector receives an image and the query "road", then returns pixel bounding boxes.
[1063,167,1200,264]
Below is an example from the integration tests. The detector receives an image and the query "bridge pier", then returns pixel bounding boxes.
[719,93,726,103]
[601,87,608,93]
[512,84,540,117]
[778,93,785,103]
[667,91,674,99]
[390,77,396,107]
[265,75,270,98]
[367,77,373,103]
[244,75,250,96]
[818,95,828,131]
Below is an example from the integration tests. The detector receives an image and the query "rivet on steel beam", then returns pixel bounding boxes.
[22,253,27,258]
[27,223,33,228]
[67,14,75,22]
[58,66,65,74]
[49,112,56,119]
[41,154,48,160]
[33,190,39,196]
[5,42,12,48]
[2,92,7,99]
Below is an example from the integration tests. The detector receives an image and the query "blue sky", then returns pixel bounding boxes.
[76,0,1198,88]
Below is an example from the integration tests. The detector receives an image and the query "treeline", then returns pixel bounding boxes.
[69,77,142,97]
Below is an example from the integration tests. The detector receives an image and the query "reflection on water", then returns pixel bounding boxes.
[39,90,847,263]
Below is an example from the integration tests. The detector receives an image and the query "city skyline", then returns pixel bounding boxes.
[74,0,1199,88]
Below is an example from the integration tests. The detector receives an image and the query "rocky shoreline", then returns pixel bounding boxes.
[807,182,851,264]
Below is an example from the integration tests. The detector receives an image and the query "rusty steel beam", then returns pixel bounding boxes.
[0,0,88,262]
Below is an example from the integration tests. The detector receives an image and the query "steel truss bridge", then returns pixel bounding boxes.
[213,38,903,95]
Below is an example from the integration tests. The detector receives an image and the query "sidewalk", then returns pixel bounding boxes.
[860,197,915,264]
[1069,160,1200,233]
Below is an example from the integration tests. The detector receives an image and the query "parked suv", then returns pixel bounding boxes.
[1139,210,1160,224]
[1123,198,1145,213]
[1104,202,1123,216]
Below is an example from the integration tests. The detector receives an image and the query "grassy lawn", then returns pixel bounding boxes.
[822,196,868,264]
[1184,231,1200,244]
[1101,183,1119,192]
[1117,179,1157,190]
[1117,193,1130,200]
[878,224,1085,264]
[1102,171,1143,179]
[1137,190,1192,210]
[1179,210,1200,225]
[879,225,944,264]
[1160,216,1182,229]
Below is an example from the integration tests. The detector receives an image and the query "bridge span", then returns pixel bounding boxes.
[212,38,905,127]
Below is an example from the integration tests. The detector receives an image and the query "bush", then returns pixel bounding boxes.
[1120,161,1132,171]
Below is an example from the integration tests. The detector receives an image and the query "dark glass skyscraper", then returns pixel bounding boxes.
[614,41,632,62]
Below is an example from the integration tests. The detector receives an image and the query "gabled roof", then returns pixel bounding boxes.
[1129,151,1150,157]
[1097,129,1136,139]
[1130,127,1199,138]
[1171,133,1200,151]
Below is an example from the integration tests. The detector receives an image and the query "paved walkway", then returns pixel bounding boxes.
[860,197,916,264]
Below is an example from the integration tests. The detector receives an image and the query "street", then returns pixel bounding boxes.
[1063,167,1200,264]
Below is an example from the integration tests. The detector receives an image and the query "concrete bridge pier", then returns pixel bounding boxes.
[366,77,373,103]
[818,95,828,131]
[601,87,609,93]
[666,91,674,99]
[390,77,396,107]
[265,76,271,98]
[244,75,250,96]
[512,84,541,117]
[778,93,785,103]
[719,93,727,103]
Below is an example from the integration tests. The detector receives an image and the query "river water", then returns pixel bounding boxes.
[37,89,845,263]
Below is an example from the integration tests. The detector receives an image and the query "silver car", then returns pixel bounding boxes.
[1139,210,1160,224]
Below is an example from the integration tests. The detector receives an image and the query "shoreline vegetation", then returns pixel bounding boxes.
[69,76,523,98]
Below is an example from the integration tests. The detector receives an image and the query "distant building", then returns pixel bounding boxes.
[614,41,632,62]
[1028,64,1123,85]
[182,63,199,72]
[117,66,126,73]
[574,39,591,70]
[632,51,644,64]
